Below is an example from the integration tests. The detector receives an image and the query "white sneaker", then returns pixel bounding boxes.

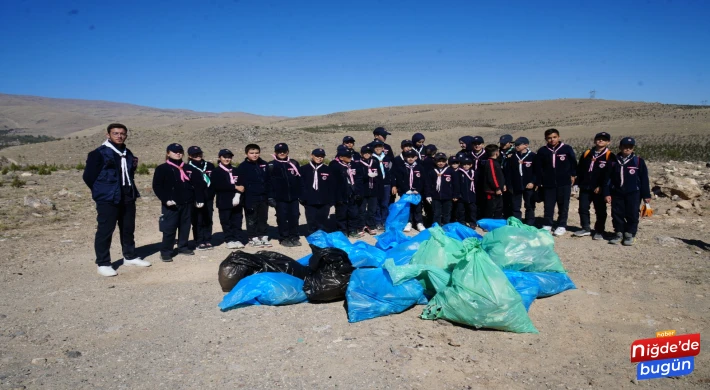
[404,223,412,232]
[250,237,263,248]
[97,266,117,277]
[416,223,426,232]
[123,258,151,267]
[553,227,567,236]
[226,241,238,249]
[542,226,552,232]
[260,236,272,248]
[234,241,245,249]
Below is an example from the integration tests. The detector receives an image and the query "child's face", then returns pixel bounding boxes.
[276,150,289,159]
[311,155,324,164]
[402,146,412,152]
[415,139,425,147]
[620,145,634,156]
[436,160,447,168]
[473,143,483,152]
[451,162,460,169]
[374,146,384,154]
[515,143,528,152]
[546,133,560,146]
[462,163,472,171]
[246,149,260,161]
[406,156,417,164]
[343,141,355,149]
[190,154,203,161]
[595,138,610,148]
[340,155,352,163]
[362,152,372,160]
[501,142,512,150]
[459,141,467,149]
[219,155,232,165]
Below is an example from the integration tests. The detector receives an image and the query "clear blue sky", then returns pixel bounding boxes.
[1,0,708,116]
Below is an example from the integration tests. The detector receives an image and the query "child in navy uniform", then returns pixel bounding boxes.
[480,145,505,219]
[574,132,615,239]
[498,134,515,218]
[359,145,382,234]
[392,139,415,169]
[392,149,426,232]
[372,127,395,160]
[329,146,365,238]
[211,148,247,249]
[152,143,196,261]
[425,153,459,225]
[469,136,488,215]
[412,133,426,159]
[455,156,477,227]
[268,143,303,247]
[299,148,332,235]
[604,137,651,246]
[342,136,361,162]
[448,155,461,222]
[534,128,577,236]
[371,140,393,230]
[503,137,536,225]
[185,146,215,250]
[421,144,438,226]
[235,144,272,248]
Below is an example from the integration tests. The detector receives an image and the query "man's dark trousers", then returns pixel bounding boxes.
[95,202,136,267]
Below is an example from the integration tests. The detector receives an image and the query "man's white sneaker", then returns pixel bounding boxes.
[260,236,272,248]
[542,226,552,232]
[97,266,117,277]
[226,241,238,249]
[416,223,426,232]
[403,223,412,232]
[553,227,567,236]
[234,241,245,249]
[123,258,151,267]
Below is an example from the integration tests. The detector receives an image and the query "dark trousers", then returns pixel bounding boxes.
[245,201,269,239]
[542,185,571,228]
[423,200,434,227]
[502,191,514,219]
[456,201,477,226]
[218,206,244,243]
[611,191,641,235]
[276,200,300,239]
[483,193,503,219]
[305,204,330,234]
[579,188,608,232]
[335,200,361,233]
[408,202,424,225]
[191,196,214,244]
[431,199,452,226]
[450,200,459,222]
[94,202,136,266]
[159,203,192,257]
[511,190,536,225]
[375,185,391,226]
[359,195,378,228]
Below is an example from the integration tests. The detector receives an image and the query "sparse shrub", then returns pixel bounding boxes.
[1,167,8,175]
[75,162,86,170]
[136,164,150,175]
[11,176,25,188]
[37,165,51,175]
[9,163,21,172]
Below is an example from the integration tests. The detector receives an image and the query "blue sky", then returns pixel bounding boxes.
[0,0,708,116]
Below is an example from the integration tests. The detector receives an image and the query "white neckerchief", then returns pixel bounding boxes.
[373,152,386,178]
[472,150,485,170]
[516,150,531,176]
[546,142,565,168]
[309,161,322,190]
[434,167,447,192]
[461,169,475,192]
[360,159,375,189]
[102,140,131,186]
[272,155,301,176]
[404,162,417,189]
[618,153,635,187]
[413,146,424,159]
[589,147,608,173]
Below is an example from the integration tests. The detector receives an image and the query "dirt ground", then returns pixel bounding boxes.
[0,167,708,390]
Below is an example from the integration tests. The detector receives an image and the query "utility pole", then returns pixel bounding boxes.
[589,90,596,99]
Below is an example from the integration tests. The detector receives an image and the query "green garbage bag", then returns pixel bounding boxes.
[422,238,538,333]
[481,217,566,273]
[383,259,451,297]
[410,226,467,271]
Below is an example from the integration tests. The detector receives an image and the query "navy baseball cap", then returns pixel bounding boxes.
[187,146,203,155]
[274,143,289,152]
[311,148,326,157]
[371,140,385,147]
[166,143,184,153]
[472,136,484,144]
[499,134,514,144]
[434,152,447,161]
[343,136,355,143]
[337,145,353,157]
[514,137,530,145]
[460,156,473,165]
[360,145,374,154]
[595,132,611,141]
[620,137,636,146]
[402,149,417,158]
[448,156,460,164]
[373,127,391,136]
[401,139,413,148]
[218,149,234,157]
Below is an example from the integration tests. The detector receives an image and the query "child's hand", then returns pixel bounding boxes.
[605,196,611,204]
[525,183,534,189]
[594,187,600,194]
[391,187,397,195]
[453,198,458,202]
[644,198,651,204]
[235,185,245,192]
[495,190,502,195]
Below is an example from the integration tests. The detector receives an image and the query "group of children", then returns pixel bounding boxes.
[151,127,651,260]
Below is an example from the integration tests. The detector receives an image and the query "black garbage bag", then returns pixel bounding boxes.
[302,245,355,302]
[218,250,310,292]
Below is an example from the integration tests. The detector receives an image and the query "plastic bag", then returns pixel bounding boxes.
[302,245,355,302]
[477,218,506,231]
[375,193,421,250]
[503,271,539,311]
[346,268,428,323]
[422,239,538,333]
[218,273,307,311]
[481,217,566,273]
[442,222,483,241]
[384,229,431,266]
[505,270,576,298]
[307,230,386,268]
[383,259,451,297]
[410,226,467,271]
[218,250,311,292]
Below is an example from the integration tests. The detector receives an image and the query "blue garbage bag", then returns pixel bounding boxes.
[375,193,421,250]
[218,273,307,311]
[346,268,428,323]
[503,270,577,311]
[296,254,311,267]
[306,230,385,268]
[503,271,539,311]
[384,229,431,265]
[442,222,483,241]
[477,218,507,231]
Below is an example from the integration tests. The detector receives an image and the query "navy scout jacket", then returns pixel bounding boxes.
[211,163,240,209]
[576,148,615,191]
[534,143,577,187]
[604,154,651,198]
[152,158,196,206]
[185,159,215,203]
[503,150,536,194]
[299,162,333,205]
[268,157,303,202]
[329,158,364,203]
[391,162,425,195]
[234,158,271,208]
[425,166,459,200]
[359,157,383,197]
[83,142,140,204]
[455,168,477,203]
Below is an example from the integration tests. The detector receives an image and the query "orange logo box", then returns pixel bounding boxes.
[656,330,676,338]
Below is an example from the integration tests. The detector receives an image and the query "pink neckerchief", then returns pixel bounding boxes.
[589,147,609,172]
[460,168,475,192]
[516,150,531,176]
[272,155,301,176]
[219,163,234,184]
[336,158,354,185]
[404,162,417,189]
[166,160,189,182]
[309,161,322,190]
[360,159,375,189]
[546,142,565,168]
[471,150,485,170]
[434,167,447,192]
[617,153,635,187]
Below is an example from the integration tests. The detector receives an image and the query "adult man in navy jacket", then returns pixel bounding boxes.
[534,128,577,236]
[83,123,151,277]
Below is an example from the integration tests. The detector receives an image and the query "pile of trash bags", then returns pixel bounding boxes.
[218,194,576,333]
